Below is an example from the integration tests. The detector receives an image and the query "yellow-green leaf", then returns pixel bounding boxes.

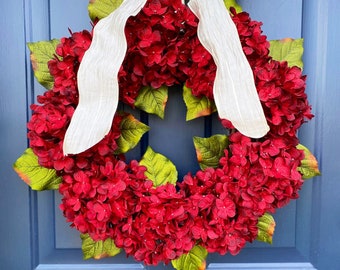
[172,245,208,270]
[269,38,304,69]
[193,135,228,170]
[81,234,121,260]
[297,144,321,180]
[88,0,123,21]
[224,0,242,13]
[140,146,178,187]
[183,85,216,121]
[256,213,276,244]
[115,113,150,154]
[135,86,168,119]
[28,39,60,90]
[13,148,62,190]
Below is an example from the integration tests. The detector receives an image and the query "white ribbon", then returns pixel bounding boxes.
[63,0,147,155]
[188,0,269,138]
[63,0,269,155]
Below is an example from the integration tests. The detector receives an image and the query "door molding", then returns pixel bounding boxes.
[34,262,316,270]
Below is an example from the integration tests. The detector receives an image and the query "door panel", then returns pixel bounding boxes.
[0,0,31,268]
[2,0,339,269]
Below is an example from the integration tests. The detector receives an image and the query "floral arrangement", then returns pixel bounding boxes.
[14,0,320,269]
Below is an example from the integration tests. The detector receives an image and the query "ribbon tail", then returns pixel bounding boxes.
[63,0,147,155]
[188,0,269,138]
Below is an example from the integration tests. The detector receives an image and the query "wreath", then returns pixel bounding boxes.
[14,0,320,269]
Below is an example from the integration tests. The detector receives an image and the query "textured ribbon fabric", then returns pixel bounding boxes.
[63,0,147,155]
[188,0,269,138]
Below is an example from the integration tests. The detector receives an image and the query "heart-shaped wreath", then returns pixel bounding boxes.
[14,0,320,268]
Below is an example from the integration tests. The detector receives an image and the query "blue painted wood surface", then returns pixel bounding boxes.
[0,0,339,269]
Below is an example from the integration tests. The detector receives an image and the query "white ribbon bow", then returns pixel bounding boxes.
[63,0,269,155]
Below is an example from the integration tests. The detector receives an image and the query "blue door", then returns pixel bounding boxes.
[1,0,339,269]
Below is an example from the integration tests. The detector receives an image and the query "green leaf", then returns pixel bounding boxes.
[256,213,276,244]
[297,144,321,180]
[193,135,228,170]
[172,245,208,270]
[139,146,178,187]
[183,85,216,121]
[115,113,150,154]
[81,234,121,260]
[269,38,304,69]
[224,0,242,13]
[13,148,62,190]
[28,39,60,90]
[88,0,123,21]
[134,86,168,119]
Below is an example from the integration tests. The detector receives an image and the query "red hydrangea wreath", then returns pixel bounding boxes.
[18,0,316,267]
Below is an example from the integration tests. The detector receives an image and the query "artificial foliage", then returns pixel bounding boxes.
[14,0,320,269]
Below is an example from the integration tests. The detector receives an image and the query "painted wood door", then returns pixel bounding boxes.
[1,0,339,269]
